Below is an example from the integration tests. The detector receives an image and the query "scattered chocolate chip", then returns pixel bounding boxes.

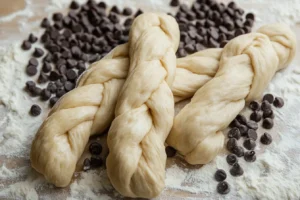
[262,118,274,129]
[29,58,38,67]
[273,97,284,108]
[47,82,57,93]
[64,81,75,91]
[249,101,260,111]
[49,97,59,107]
[260,132,272,145]
[231,146,244,157]
[30,104,41,116]
[33,48,44,58]
[88,54,100,63]
[238,124,248,136]
[228,127,241,140]
[229,119,241,128]
[70,1,80,9]
[247,120,258,130]
[90,155,103,168]
[230,163,244,177]
[246,13,255,21]
[263,109,275,119]
[215,169,227,182]
[26,81,35,91]
[243,138,256,150]
[26,65,37,76]
[236,114,247,125]
[71,46,82,59]
[261,100,271,112]
[66,69,77,81]
[226,138,237,151]
[226,154,237,165]
[49,71,61,81]
[31,86,42,96]
[41,18,51,28]
[244,150,256,162]
[250,111,262,122]
[83,158,91,171]
[263,93,274,104]
[40,89,51,101]
[246,129,258,141]
[38,73,49,84]
[170,0,179,7]
[28,33,38,43]
[56,88,66,98]
[217,181,230,195]
[89,142,102,155]
[220,40,227,48]
[42,62,52,73]
[21,41,31,50]
[134,9,143,17]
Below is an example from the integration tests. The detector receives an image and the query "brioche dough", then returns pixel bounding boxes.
[106,13,179,198]
[167,24,296,165]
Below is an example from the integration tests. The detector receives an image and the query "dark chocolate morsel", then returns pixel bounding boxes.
[226,138,237,151]
[244,150,256,162]
[273,97,284,108]
[261,100,271,112]
[246,120,258,130]
[263,109,275,119]
[230,163,244,176]
[226,154,237,165]
[30,104,41,116]
[236,114,247,125]
[217,181,230,195]
[49,97,59,107]
[260,132,272,145]
[90,155,103,168]
[215,169,227,182]
[22,41,31,50]
[262,118,274,129]
[246,129,258,141]
[26,65,37,76]
[166,146,177,157]
[250,111,262,122]
[249,101,260,111]
[231,146,244,157]
[33,48,44,58]
[238,124,248,136]
[263,93,274,104]
[228,127,241,140]
[243,138,256,150]
[89,142,102,155]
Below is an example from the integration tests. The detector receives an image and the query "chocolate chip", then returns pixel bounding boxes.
[243,26,251,33]
[246,13,255,21]
[261,100,271,112]
[21,41,31,50]
[83,158,91,171]
[273,97,284,108]
[43,54,53,62]
[260,132,272,145]
[263,109,275,119]
[88,54,100,63]
[262,118,274,129]
[54,21,64,30]
[217,181,230,195]
[89,142,102,155]
[41,33,50,43]
[244,19,254,27]
[238,124,248,136]
[26,65,37,76]
[31,86,42,96]
[246,129,257,141]
[165,146,177,157]
[243,138,256,150]
[220,41,227,48]
[64,81,75,91]
[71,46,82,59]
[134,9,143,17]
[185,44,196,54]
[66,69,77,81]
[215,169,227,182]
[26,81,35,91]
[230,163,244,177]
[231,146,244,157]
[58,65,67,75]
[228,127,241,140]
[263,93,274,104]
[28,33,38,43]
[49,71,61,81]
[250,111,262,122]
[56,88,66,98]
[226,138,237,151]
[41,89,51,101]
[46,82,56,93]
[90,155,103,168]
[41,18,51,28]
[244,150,256,162]
[249,100,260,111]
[53,13,63,21]
[122,7,132,16]
[234,28,244,37]
[38,73,49,84]
[28,58,38,67]
[236,114,247,125]
[49,97,59,107]
[246,120,258,130]
[70,1,80,9]
[226,154,237,165]
[30,104,42,116]
[33,48,44,58]
[66,59,78,68]
[229,119,241,128]
[170,0,180,6]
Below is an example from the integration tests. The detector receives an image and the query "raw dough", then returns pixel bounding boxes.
[167,24,297,165]
[30,26,222,188]
[106,13,179,198]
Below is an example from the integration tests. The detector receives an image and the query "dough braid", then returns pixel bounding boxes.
[106,13,179,198]
[30,13,220,189]
[167,24,296,165]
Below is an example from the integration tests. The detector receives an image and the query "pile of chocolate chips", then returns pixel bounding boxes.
[215,93,284,195]
[83,141,104,171]
[24,0,142,116]
[170,0,255,57]
[24,0,255,117]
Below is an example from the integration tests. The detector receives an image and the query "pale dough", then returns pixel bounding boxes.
[106,13,179,198]
[30,14,221,188]
[167,24,297,165]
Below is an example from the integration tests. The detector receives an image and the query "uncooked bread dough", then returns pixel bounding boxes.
[167,24,297,165]
[106,13,179,198]
[30,14,221,188]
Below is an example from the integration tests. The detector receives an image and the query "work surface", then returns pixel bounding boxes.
[1,0,300,199]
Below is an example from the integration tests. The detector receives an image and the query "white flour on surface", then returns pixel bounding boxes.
[1,0,300,200]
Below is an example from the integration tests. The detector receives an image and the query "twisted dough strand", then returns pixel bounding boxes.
[30,15,221,188]
[106,13,179,198]
[167,24,296,165]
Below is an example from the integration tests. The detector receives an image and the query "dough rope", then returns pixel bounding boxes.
[30,14,221,188]
[106,13,179,198]
[167,24,296,165]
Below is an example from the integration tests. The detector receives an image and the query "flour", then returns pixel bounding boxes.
[1,0,300,199]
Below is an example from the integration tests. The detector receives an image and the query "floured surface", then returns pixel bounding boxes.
[0,0,300,199]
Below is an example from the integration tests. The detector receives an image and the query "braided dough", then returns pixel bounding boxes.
[30,14,221,188]
[106,13,179,198]
[167,24,296,165]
